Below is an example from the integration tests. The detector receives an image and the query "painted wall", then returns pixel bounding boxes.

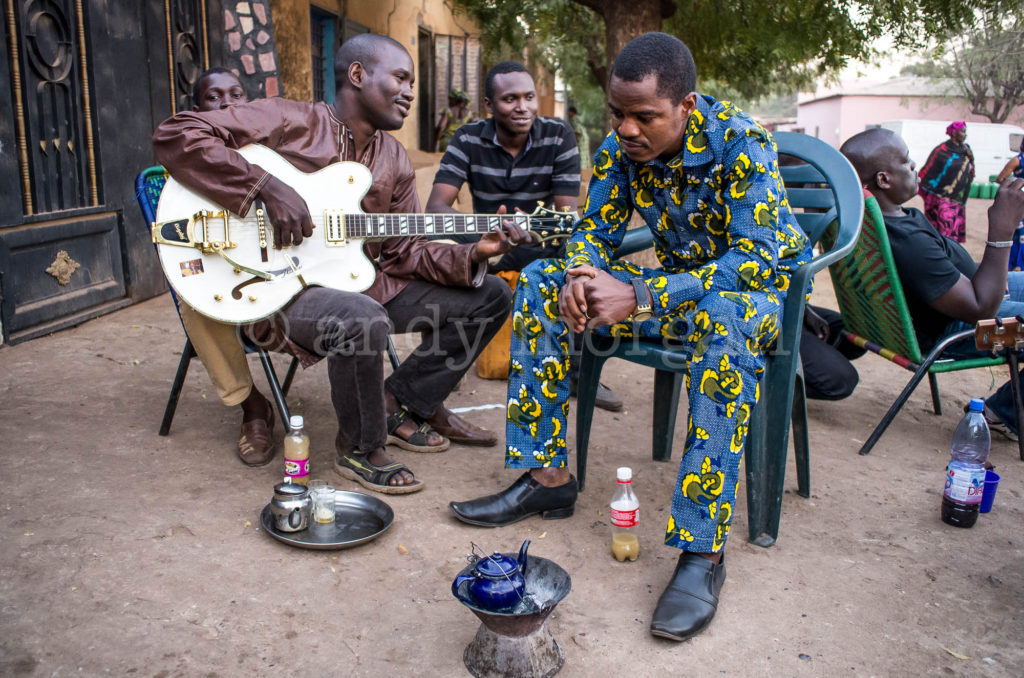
[272,0,313,102]
[797,93,1024,149]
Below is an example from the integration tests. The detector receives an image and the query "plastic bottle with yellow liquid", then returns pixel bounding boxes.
[283,415,310,486]
[610,466,639,562]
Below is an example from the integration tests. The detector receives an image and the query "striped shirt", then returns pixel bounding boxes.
[433,116,580,214]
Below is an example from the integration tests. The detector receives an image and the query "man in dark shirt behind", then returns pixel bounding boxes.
[426,62,622,410]
[841,127,1024,438]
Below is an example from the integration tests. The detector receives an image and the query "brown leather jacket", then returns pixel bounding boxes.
[151,97,484,306]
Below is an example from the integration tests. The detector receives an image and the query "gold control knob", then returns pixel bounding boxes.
[350,271,359,279]
[214,294,223,302]
[248,295,257,302]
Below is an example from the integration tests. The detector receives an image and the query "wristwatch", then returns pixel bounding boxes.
[629,277,653,322]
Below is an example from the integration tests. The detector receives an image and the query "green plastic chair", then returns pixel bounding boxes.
[136,166,404,436]
[825,192,1023,458]
[574,132,864,547]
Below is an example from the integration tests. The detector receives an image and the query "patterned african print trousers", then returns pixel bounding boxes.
[505,258,783,553]
[921,192,966,243]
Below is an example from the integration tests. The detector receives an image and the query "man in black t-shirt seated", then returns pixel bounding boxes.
[840,128,1024,439]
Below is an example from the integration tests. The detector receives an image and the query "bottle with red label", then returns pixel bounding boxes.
[610,466,639,561]
[283,415,310,486]
[941,398,990,528]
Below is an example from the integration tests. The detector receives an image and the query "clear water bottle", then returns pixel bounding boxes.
[283,415,310,486]
[610,467,639,562]
[941,398,990,528]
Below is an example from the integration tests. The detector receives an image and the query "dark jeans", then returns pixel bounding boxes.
[800,307,864,400]
[384,276,512,419]
[282,276,511,453]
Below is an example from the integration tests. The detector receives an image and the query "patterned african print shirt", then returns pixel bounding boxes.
[565,95,810,316]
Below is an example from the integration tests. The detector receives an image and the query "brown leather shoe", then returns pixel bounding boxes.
[237,408,275,466]
[426,407,498,447]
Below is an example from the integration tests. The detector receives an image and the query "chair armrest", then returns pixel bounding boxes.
[612,227,654,259]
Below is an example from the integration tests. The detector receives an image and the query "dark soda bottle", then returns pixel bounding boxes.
[941,398,989,528]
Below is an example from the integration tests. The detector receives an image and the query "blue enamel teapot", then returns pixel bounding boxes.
[452,539,530,612]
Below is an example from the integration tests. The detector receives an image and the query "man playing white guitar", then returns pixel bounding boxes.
[153,34,531,493]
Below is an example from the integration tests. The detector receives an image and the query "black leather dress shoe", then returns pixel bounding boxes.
[649,552,726,641]
[449,472,578,527]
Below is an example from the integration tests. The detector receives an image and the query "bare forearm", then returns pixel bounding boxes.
[970,249,1011,317]
[425,198,460,214]
[968,194,1023,315]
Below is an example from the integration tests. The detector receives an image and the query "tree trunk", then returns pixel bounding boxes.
[603,0,666,80]
[574,0,669,92]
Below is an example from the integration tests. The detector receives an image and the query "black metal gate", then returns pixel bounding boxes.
[0,0,221,344]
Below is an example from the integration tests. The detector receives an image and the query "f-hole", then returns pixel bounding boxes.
[231,276,263,299]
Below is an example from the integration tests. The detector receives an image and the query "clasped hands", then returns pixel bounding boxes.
[559,265,638,334]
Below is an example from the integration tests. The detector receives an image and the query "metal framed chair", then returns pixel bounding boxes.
[574,132,864,547]
[826,191,1023,458]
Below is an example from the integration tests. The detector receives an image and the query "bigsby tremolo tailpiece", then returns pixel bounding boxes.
[152,210,274,280]
[151,209,237,254]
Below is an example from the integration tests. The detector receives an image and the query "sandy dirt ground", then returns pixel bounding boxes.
[1,196,1021,677]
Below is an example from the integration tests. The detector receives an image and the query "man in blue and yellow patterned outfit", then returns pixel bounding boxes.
[450,32,810,641]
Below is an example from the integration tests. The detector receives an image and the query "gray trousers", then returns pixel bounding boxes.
[282,276,512,453]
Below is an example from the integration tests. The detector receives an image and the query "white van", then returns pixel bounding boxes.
[880,119,1024,182]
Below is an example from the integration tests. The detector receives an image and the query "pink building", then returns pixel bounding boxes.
[794,76,1024,149]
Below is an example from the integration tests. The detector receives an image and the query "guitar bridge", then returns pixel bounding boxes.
[151,210,237,254]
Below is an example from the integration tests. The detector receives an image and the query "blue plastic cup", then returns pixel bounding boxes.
[980,470,1000,514]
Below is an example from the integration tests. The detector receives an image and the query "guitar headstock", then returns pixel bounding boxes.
[526,201,577,245]
[975,316,1024,353]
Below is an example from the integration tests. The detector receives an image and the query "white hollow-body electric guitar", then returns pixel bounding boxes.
[152,144,576,324]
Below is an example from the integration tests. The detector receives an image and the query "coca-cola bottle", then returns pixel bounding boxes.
[610,467,639,561]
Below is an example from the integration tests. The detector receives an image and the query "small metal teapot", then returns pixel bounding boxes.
[452,539,530,612]
[270,480,311,532]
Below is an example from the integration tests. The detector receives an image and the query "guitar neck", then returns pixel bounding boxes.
[331,212,532,239]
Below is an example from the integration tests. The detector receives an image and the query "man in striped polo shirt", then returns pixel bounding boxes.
[427,61,623,411]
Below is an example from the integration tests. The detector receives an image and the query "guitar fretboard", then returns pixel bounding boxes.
[324,213,531,239]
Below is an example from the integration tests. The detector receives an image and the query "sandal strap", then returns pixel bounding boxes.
[386,409,442,448]
[339,454,412,486]
[386,408,410,434]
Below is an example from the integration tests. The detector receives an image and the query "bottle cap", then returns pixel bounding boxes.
[616,467,632,482]
[290,415,304,430]
[968,398,985,413]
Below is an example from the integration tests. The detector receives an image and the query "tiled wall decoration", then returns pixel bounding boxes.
[224,1,281,98]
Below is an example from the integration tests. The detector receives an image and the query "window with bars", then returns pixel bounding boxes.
[310,8,336,104]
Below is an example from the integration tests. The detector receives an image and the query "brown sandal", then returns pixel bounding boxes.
[238,408,275,466]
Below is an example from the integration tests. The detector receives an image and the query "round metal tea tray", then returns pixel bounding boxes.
[260,490,394,550]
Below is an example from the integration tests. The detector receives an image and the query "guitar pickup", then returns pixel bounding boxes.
[323,210,347,246]
[151,210,237,254]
